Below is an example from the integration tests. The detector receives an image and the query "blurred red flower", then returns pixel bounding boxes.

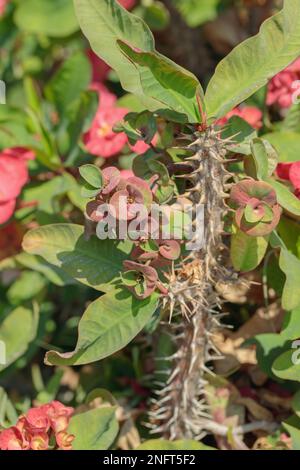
[0,0,9,16]
[277,161,300,199]
[118,0,136,9]
[217,106,263,129]
[87,49,111,83]
[267,58,300,109]
[0,147,35,225]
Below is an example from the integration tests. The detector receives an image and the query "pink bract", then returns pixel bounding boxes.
[123,260,158,299]
[230,180,281,236]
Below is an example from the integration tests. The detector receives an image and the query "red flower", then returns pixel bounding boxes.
[0,427,29,451]
[84,85,128,158]
[118,0,136,9]
[56,431,74,451]
[87,49,111,83]
[129,140,151,155]
[0,147,35,225]
[267,58,300,109]
[129,133,158,155]
[30,433,49,451]
[0,0,9,16]
[276,161,300,199]
[25,407,51,433]
[0,401,74,451]
[288,161,300,189]
[217,106,263,129]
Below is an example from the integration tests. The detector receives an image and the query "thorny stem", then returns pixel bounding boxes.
[150,127,238,440]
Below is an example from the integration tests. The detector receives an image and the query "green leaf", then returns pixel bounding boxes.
[264,132,300,162]
[118,40,202,123]
[45,52,91,114]
[81,182,102,198]
[173,0,219,28]
[63,90,98,162]
[137,439,215,450]
[282,104,300,132]
[278,216,300,256]
[14,0,79,38]
[74,0,203,122]
[0,306,39,373]
[13,253,75,287]
[0,387,18,427]
[117,93,146,113]
[292,390,300,418]
[68,407,119,450]
[248,333,290,378]
[221,116,257,155]
[74,0,155,98]
[283,416,300,450]
[279,248,300,310]
[44,289,159,366]
[272,349,300,382]
[250,138,270,180]
[22,224,132,293]
[230,229,269,272]
[7,271,47,306]
[205,0,300,120]
[22,176,73,214]
[281,306,300,341]
[267,179,300,216]
[141,2,170,31]
[79,164,103,189]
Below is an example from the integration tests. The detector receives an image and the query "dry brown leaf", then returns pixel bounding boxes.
[117,418,141,450]
[236,397,273,422]
[258,389,292,411]
[213,302,284,375]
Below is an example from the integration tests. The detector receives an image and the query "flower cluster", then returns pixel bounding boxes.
[217,106,263,129]
[82,165,181,299]
[230,179,281,236]
[267,57,300,109]
[276,161,300,199]
[0,401,74,451]
[0,147,34,225]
